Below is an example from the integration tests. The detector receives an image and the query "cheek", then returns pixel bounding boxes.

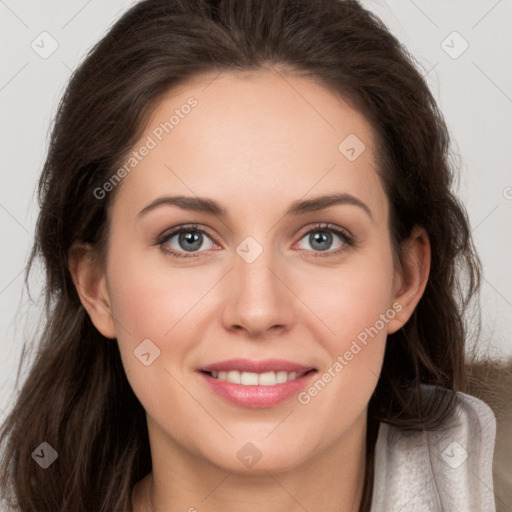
[105,241,212,392]
[301,242,395,348]
[107,243,208,340]
[295,241,394,408]
[105,249,207,417]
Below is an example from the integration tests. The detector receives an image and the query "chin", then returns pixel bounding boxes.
[200,440,314,475]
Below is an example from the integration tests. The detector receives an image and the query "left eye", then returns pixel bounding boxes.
[296,226,352,254]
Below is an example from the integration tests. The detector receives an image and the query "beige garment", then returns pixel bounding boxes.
[370,387,496,512]
[466,360,512,512]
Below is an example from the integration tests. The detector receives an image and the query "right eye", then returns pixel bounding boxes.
[157,224,219,259]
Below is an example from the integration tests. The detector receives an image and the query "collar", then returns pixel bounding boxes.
[370,387,497,511]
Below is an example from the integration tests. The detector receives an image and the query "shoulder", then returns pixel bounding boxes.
[466,360,512,510]
[370,386,497,512]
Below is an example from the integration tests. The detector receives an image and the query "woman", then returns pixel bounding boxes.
[0,0,498,510]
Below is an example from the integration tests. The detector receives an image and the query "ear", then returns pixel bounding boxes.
[387,226,431,334]
[68,242,117,339]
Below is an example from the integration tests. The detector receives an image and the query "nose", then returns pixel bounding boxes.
[220,243,296,338]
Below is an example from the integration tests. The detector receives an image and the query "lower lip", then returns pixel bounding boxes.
[197,371,317,408]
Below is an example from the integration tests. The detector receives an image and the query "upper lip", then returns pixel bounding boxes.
[199,358,315,374]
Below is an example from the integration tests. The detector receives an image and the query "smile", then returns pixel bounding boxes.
[205,370,310,386]
[198,370,317,408]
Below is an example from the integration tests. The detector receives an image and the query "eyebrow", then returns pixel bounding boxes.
[137,193,373,221]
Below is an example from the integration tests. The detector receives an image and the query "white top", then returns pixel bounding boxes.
[370,388,497,511]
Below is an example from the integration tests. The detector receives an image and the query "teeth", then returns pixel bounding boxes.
[209,370,305,385]
[241,371,259,385]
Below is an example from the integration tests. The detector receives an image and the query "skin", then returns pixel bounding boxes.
[69,68,430,512]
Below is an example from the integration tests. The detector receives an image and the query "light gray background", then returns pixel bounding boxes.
[1,0,511,421]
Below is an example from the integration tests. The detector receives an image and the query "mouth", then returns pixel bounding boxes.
[196,359,318,408]
[200,369,316,386]
[197,358,317,386]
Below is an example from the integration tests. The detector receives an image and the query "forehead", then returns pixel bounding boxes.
[110,70,386,222]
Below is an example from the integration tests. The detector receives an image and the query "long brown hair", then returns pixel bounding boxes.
[0,1,482,510]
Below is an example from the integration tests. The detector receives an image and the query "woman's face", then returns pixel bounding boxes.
[77,69,423,474]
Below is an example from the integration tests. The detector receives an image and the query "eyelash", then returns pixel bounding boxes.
[156,223,356,259]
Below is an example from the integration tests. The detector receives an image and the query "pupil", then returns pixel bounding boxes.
[179,231,202,251]
[310,231,331,251]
